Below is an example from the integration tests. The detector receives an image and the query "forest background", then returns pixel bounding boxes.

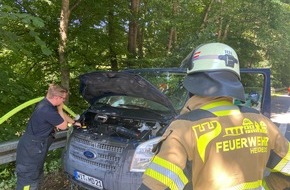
[1,0,290,188]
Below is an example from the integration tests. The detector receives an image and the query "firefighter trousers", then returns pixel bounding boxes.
[16,133,54,190]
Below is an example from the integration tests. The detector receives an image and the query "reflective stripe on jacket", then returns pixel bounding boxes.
[139,96,290,190]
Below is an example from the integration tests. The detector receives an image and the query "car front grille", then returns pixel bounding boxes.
[72,154,117,171]
[69,132,127,171]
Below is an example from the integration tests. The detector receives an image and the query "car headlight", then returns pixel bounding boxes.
[130,137,161,172]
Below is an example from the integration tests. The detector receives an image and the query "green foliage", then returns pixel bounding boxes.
[0,173,16,190]
[43,149,63,174]
[0,0,289,141]
[0,162,16,190]
[0,3,51,56]
[0,0,289,147]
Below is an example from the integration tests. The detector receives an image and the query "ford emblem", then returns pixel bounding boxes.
[83,150,96,159]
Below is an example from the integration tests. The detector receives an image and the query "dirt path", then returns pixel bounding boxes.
[40,170,70,190]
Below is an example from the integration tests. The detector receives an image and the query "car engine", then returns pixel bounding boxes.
[77,105,171,141]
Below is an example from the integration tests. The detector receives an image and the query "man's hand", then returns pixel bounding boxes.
[73,121,82,128]
[57,103,64,112]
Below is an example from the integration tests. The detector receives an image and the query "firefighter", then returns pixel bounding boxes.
[15,84,81,190]
[138,42,290,190]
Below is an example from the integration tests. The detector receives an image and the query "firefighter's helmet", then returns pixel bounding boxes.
[182,42,245,101]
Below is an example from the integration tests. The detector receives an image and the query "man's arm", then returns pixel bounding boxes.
[56,103,69,130]
[55,103,81,130]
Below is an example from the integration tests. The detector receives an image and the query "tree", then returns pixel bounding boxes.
[127,0,140,67]
[1,0,290,140]
[59,0,82,98]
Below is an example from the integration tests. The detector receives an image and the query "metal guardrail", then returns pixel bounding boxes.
[0,131,68,165]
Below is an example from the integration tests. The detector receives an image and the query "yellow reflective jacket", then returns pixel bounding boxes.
[139,96,290,190]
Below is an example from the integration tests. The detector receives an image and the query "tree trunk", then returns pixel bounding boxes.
[137,0,148,60]
[167,29,173,55]
[108,7,118,71]
[216,0,230,41]
[137,25,144,59]
[127,0,140,67]
[167,28,177,55]
[58,0,81,101]
[59,0,70,96]
[200,0,214,29]
[167,0,178,55]
[217,17,223,40]
[222,22,230,41]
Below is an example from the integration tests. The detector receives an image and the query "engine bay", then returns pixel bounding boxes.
[76,106,171,141]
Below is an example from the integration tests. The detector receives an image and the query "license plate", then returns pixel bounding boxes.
[74,170,104,189]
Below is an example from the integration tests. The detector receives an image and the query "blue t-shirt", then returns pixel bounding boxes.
[26,98,64,137]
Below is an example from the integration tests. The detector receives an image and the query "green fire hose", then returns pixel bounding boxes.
[0,97,77,125]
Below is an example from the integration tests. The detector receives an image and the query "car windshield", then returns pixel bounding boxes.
[93,68,266,114]
[129,68,267,113]
[97,96,170,111]
[124,68,188,112]
[93,68,188,112]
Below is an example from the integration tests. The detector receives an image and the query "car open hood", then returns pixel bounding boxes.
[79,71,176,112]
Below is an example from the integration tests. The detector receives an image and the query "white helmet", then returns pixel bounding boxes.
[182,42,245,100]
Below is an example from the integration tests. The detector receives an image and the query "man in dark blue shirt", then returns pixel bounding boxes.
[16,84,81,190]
